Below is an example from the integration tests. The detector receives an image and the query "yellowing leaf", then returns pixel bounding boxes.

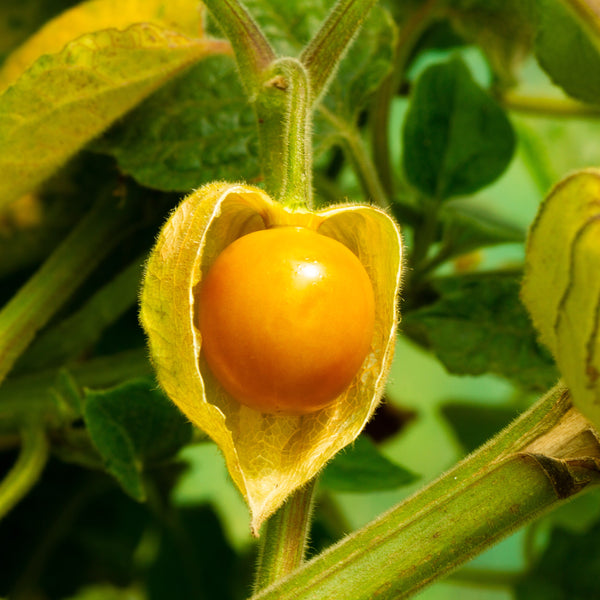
[0,24,229,209]
[0,0,205,90]
[140,183,403,533]
[522,169,600,429]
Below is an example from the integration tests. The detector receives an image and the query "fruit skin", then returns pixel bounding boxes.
[197,226,375,415]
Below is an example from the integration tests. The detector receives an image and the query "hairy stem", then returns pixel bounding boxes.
[301,0,377,102]
[254,58,313,209]
[202,0,275,96]
[253,478,318,592]
[250,385,600,600]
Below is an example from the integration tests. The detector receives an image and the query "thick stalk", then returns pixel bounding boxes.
[300,0,378,102]
[253,478,317,592]
[250,385,600,600]
[254,58,313,209]
[202,0,275,97]
[0,424,48,521]
[0,195,136,384]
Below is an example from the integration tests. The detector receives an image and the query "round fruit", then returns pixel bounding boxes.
[197,226,375,414]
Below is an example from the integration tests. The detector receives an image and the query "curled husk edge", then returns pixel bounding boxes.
[140,182,403,533]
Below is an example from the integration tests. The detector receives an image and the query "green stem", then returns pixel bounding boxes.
[202,0,275,96]
[371,0,441,196]
[300,0,378,102]
[0,424,48,521]
[253,477,318,593]
[0,349,152,431]
[516,122,557,196]
[319,106,389,209]
[15,255,145,374]
[0,195,136,384]
[250,385,600,600]
[409,198,440,274]
[502,91,600,119]
[254,58,313,209]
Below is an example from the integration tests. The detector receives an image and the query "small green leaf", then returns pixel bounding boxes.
[402,57,515,200]
[441,401,521,453]
[319,435,418,493]
[95,55,259,191]
[521,169,600,430]
[84,378,192,500]
[535,0,600,105]
[403,273,559,390]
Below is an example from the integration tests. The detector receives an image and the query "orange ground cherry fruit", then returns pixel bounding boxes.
[197,226,375,414]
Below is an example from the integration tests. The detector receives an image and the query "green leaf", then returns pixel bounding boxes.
[0,24,226,209]
[402,57,516,200]
[439,201,525,259]
[95,55,259,191]
[535,0,600,105]
[83,378,192,500]
[514,518,600,600]
[319,434,418,493]
[403,272,559,390]
[447,0,535,86]
[521,169,600,430]
[441,401,521,453]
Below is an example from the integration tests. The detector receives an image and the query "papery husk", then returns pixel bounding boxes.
[521,169,600,432]
[140,182,403,533]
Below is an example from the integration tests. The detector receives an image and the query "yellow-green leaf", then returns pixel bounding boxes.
[0,0,205,89]
[0,1,229,209]
[140,182,403,533]
[522,169,600,429]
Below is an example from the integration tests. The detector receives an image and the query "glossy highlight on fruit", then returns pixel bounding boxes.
[197,226,375,414]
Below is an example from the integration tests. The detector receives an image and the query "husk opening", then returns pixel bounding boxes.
[140,182,403,532]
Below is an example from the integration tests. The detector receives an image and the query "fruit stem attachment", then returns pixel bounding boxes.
[255,58,314,210]
[253,477,317,593]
